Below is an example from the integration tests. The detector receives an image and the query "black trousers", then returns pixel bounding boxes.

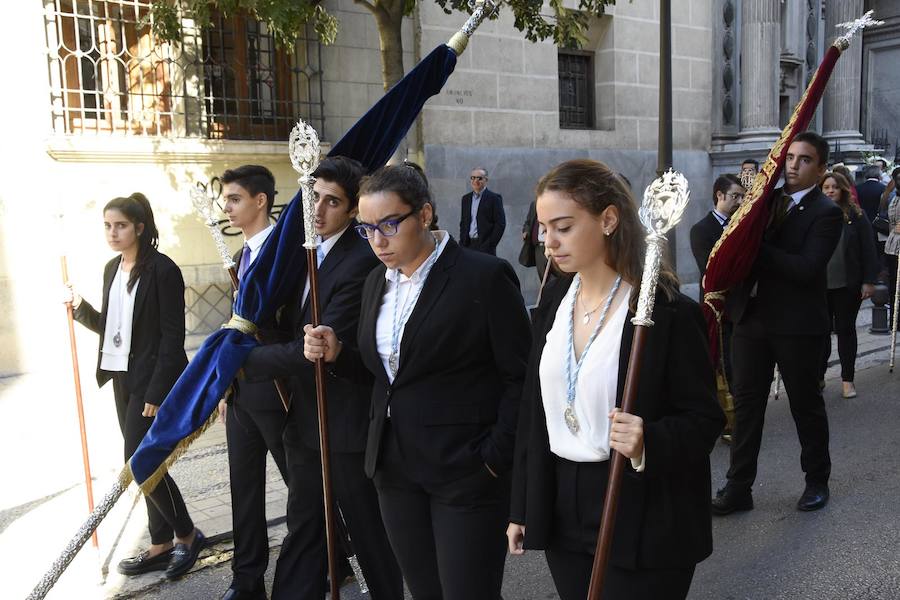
[373,423,509,600]
[545,547,695,600]
[726,306,831,492]
[822,287,863,382]
[112,373,193,545]
[271,423,402,600]
[226,399,288,592]
[545,457,696,600]
[887,253,898,315]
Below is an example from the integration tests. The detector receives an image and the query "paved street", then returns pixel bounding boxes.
[2,306,898,599]
[126,339,900,600]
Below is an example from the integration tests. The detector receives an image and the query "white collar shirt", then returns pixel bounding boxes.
[375,230,450,385]
[302,225,350,306]
[243,224,274,268]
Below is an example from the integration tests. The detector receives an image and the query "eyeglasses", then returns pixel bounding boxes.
[354,210,416,239]
[470,175,485,181]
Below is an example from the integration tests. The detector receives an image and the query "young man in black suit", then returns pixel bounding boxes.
[690,173,745,280]
[856,165,886,223]
[242,157,402,600]
[713,132,843,515]
[459,167,506,255]
[690,174,744,441]
[218,165,290,600]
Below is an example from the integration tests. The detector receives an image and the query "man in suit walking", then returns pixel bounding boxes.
[690,173,744,443]
[243,157,403,600]
[856,165,886,223]
[691,173,745,279]
[218,165,290,600]
[713,132,843,516]
[459,167,506,255]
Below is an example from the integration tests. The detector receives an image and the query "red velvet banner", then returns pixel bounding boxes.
[702,45,843,362]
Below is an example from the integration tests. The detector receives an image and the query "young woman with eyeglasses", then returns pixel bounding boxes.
[303,163,531,600]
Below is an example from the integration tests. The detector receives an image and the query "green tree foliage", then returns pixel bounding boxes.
[149,0,620,89]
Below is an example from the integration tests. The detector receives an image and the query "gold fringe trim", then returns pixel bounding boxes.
[705,45,837,272]
[223,314,258,336]
[134,409,219,496]
[118,464,135,489]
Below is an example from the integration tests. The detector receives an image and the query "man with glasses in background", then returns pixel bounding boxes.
[459,167,506,255]
[691,173,745,443]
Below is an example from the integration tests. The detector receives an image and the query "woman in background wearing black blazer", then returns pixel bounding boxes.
[505,160,724,600]
[819,172,879,399]
[66,193,204,580]
[303,164,531,600]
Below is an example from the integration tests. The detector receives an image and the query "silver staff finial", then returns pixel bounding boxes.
[191,184,235,270]
[288,119,322,250]
[834,10,883,50]
[632,169,691,327]
[447,0,501,55]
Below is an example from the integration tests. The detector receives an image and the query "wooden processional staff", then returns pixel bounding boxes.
[587,170,690,599]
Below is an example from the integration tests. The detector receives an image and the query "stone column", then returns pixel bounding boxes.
[739,0,781,142]
[823,0,866,146]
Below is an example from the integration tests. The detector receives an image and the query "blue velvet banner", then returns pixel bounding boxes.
[129,44,458,491]
[329,44,457,171]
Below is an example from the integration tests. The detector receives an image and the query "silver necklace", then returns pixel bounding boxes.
[578,291,606,324]
[564,274,622,435]
[113,261,127,347]
[388,235,440,376]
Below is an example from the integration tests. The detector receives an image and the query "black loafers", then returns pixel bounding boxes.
[797,483,829,512]
[221,587,267,600]
[117,548,174,576]
[165,529,206,580]
[711,487,754,516]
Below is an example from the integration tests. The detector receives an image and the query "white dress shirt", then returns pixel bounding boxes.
[712,209,729,227]
[242,224,274,272]
[101,264,139,372]
[302,225,350,306]
[785,184,816,212]
[539,279,645,470]
[375,231,450,384]
[469,193,482,238]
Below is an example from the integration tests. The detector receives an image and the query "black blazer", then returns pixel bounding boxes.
[459,189,506,254]
[835,211,880,291]
[243,226,380,452]
[510,277,724,570]
[689,211,725,277]
[856,179,886,223]
[74,248,188,406]
[334,239,532,480]
[727,187,843,335]
[231,245,295,413]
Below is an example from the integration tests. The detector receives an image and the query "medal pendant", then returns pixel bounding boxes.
[113,331,122,348]
[582,313,591,325]
[388,352,398,375]
[564,406,579,434]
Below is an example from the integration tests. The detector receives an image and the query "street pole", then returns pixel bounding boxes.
[657,0,676,269]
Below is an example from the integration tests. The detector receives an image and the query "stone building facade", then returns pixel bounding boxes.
[0,0,897,375]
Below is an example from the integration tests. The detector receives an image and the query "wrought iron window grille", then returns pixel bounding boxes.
[43,0,325,140]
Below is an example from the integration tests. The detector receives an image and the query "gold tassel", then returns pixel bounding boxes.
[132,409,219,496]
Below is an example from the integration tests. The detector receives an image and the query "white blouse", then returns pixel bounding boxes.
[539,278,642,466]
[101,265,139,372]
[375,230,450,384]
